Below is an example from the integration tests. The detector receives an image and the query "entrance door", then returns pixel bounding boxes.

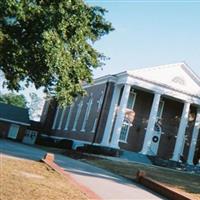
[148,123,162,156]
[8,124,20,139]
[23,130,38,144]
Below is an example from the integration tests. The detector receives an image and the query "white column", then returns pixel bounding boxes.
[140,92,161,155]
[110,84,131,148]
[101,85,121,146]
[171,102,190,161]
[187,108,200,165]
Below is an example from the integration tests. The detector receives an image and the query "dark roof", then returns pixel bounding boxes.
[0,103,30,125]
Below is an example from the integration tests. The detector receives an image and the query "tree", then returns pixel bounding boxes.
[0,93,27,108]
[0,0,114,106]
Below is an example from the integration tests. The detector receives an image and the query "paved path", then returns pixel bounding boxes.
[0,139,165,200]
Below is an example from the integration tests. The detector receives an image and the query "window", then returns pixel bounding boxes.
[157,100,165,119]
[64,104,74,130]
[81,95,93,132]
[57,108,66,130]
[119,119,131,142]
[127,91,136,109]
[72,100,83,131]
[52,107,60,129]
[119,90,136,142]
[8,124,19,139]
[97,91,104,112]
[91,118,98,133]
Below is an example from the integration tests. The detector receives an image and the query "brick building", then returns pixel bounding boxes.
[41,63,200,165]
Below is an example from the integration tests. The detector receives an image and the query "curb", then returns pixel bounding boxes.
[136,170,192,200]
[41,153,102,200]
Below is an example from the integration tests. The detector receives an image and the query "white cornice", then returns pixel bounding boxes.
[83,75,116,88]
[0,118,30,126]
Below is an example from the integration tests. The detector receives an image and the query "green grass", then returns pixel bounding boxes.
[35,145,200,199]
[80,157,200,200]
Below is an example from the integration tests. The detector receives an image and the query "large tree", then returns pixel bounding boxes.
[0,0,113,105]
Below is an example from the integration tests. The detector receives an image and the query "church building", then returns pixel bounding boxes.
[41,63,200,165]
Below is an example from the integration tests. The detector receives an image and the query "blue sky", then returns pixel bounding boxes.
[87,0,200,78]
[1,0,200,113]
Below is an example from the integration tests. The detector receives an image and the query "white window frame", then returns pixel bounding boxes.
[64,104,74,131]
[119,90,136,142]
[91,118,98,133]
[127,91,137,109]
[57,107,66,130]
[52,107,60,130]
[119,119,132,142]
[157,100,165,119]
[81,95,93,132]
[97,91,104,112]
[72,100,83,131]
[8,124,20,139]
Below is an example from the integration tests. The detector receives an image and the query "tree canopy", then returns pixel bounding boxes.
[0,0,114,105]
[0,93,27,108]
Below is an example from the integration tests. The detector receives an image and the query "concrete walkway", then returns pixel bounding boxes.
[0,139,165,200]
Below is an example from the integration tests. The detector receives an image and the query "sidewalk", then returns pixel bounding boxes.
[0,140,165,200]
[54,154,165,200]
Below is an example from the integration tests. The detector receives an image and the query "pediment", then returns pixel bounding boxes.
[127,63,200,97]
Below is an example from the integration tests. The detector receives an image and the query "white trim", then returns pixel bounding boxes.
[83,75,116,89]
[57,108,66,130]
[101,85,122,146]
[187,108,200,165]
[81,95,93,132]
[124,74,200,105]
[171,102,190,161]
[140,92,161,155]
[110,84,131,148]
[64,104,74,131]
[119,119,132,143]
[91,118,98,133]
[72,100,83,131]
[157,100,165,119]
[0,118,30,126]
[52,106,60,129]
[8,124,20,139]
[127,90,137,109]
[97,91,104,112]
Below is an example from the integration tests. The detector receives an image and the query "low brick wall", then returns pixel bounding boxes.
[136,170,191,200]
[41,153,102,200]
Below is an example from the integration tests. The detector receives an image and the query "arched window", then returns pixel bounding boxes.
[72,100,83,131]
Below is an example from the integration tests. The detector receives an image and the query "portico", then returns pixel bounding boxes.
[101,63,200,164]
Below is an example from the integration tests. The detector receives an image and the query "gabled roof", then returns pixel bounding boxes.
[127,63,200,97]
[0,103,30,126]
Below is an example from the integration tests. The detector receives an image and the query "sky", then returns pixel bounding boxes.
[1,0,200,118]
[88,0,200,78]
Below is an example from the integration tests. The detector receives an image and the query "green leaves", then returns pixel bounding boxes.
[0,93,27,108]
[0,0,114,105]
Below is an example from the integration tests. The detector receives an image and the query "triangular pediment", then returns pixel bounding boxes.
[127,63,200,97]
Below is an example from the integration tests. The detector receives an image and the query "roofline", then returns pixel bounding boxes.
[128,73,200,98]
[0,118,30,126]
[181,62,200,86]
[83,74,117,88]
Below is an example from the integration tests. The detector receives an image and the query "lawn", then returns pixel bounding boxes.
[62,150,200,200]
[0,155,87,200]
[78,155,200,200]
[34,145,200,200]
